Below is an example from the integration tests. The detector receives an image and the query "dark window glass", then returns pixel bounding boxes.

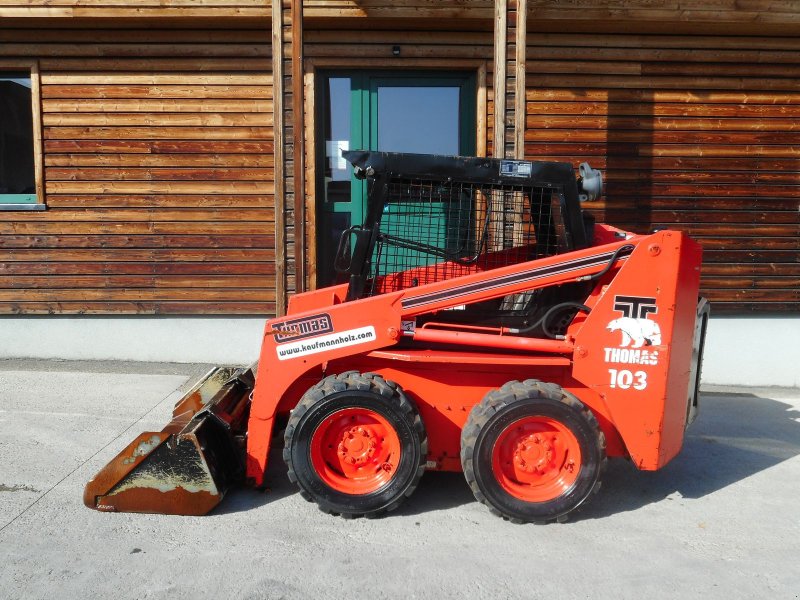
[0,72,35,201]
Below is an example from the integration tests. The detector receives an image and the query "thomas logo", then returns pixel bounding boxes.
[603,296,661,384]
[606,296,661,348]
[273,313,334,343]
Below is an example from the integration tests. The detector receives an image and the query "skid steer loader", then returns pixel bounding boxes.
[84,151,709,523]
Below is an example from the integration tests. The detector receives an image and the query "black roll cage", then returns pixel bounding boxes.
[339,150,591,302]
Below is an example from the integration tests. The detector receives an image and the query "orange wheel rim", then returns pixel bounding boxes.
[491,416,581,502]
[310,407,402,495]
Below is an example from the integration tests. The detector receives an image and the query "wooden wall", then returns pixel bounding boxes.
[522,32,800,313]
[523,0,800,34]
[0,25,276,314]
[0,1,270,19]
[303,1,493,20]
[3,3,798,316]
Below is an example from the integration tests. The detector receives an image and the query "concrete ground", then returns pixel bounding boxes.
[0,359,798,600]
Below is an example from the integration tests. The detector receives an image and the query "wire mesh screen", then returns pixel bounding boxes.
[368,177,567,295]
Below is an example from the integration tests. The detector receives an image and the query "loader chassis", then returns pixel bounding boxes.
[85,151,707,523]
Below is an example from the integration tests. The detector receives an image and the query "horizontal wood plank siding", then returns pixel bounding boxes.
[303,1,493,20]
[0,27,275,315]
[522,33,800,313]
[0,1,270,19]
[525,0,800,27]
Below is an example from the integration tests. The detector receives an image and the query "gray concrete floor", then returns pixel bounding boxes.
[1,359,798,600]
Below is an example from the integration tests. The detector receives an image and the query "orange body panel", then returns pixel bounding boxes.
[245,227,703,486]
[571,231,702,469]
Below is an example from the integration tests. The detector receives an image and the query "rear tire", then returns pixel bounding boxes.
[284,372,427,518]
[461,380,605,523]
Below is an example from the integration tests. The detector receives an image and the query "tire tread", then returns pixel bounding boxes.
[460,379,606,524]
[284,372,427,519]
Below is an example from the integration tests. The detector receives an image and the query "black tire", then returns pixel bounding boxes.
[283,371,427,518]
[461,379,606,523]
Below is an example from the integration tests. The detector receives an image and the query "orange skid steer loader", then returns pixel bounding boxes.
[84,151,709,523]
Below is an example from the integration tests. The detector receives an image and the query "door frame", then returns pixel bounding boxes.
[303,59,488,291]
[320,71,477,245]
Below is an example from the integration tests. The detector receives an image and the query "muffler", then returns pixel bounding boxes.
[83,366,254,516]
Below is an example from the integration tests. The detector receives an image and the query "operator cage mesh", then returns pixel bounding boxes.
[366,176,569,296]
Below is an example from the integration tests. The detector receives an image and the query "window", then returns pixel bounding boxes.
[0,65,44,211]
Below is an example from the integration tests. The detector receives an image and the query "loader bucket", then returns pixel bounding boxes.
[83,366,254,516]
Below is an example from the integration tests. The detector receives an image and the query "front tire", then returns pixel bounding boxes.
[284,372,427,518]
[461,380,605,523]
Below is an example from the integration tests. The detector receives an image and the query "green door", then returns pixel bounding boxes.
[317,71,476,287]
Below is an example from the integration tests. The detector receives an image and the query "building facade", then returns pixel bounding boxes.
[1,1,798,385]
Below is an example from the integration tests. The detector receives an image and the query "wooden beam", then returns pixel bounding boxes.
[493,0,507,158]
[303,67,317,290]
[291,0,305,293]
[476,61,487,157]
[271,0,285,315]
[299,57,490,69]
[30,61,45,205]
[513,0,526,159]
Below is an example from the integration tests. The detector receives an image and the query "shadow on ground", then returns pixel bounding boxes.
[216,451,475,516]
[212,452,295,515]
[396,471,475,516]
[215,391,800,520]
[578,391,800,521]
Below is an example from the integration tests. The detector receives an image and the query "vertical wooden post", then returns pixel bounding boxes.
[514,0,527,160]
[304,69,317,290]
[29,60,45,205]
[291,0,305,293]
[272,0,286,316]
[493,0,507,160]
[476,62,487,158]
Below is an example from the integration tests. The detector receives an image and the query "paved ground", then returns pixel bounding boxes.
[0,359,798,600]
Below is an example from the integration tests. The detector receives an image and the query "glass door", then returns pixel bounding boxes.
[317,71,476,287]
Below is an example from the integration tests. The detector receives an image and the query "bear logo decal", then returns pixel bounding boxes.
[607,317,662,348]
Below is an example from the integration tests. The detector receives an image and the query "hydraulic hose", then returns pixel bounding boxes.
[580,243,635,283]
[508,301,591,339]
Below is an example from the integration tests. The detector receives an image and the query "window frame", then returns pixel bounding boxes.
[0,60,45,211]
